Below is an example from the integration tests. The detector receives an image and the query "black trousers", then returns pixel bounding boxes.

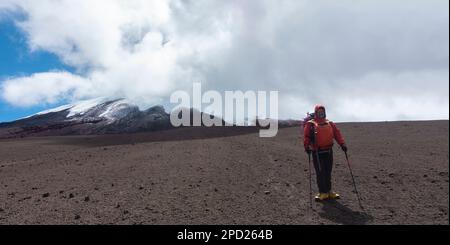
[312,149,333,193]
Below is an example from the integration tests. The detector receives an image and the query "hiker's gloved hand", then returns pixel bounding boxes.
[341,145,348,153]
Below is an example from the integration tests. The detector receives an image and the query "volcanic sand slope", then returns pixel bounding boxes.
[0,121,448,224]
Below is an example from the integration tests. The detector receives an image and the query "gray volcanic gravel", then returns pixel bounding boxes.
[0,121,448,224]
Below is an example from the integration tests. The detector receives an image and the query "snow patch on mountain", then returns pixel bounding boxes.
[34,104,73,117]
[99,99,139,122]
[66,97,110,117]
[28,97,114,119]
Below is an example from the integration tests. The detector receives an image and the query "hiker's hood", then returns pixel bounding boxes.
[314,104,326,120]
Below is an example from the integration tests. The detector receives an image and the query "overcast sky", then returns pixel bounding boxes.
[0,0,448,122]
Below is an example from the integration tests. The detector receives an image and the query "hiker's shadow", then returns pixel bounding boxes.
[318,200,373,225]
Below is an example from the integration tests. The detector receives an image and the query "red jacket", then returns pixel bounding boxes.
[303,105,345,151]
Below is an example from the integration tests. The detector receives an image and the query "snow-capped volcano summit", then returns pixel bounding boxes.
[0,98,172,138]
[31,97,111,118]
[25,97,138,121]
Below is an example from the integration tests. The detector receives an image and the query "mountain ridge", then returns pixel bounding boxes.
[0,98,172,138]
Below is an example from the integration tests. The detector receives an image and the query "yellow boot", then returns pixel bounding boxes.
[328,192,340,199]
[314,193,329,201]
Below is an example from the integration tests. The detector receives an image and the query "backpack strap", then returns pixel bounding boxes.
[308,119,316,144]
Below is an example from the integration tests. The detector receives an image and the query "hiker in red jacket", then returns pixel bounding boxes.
[303,104,347,201]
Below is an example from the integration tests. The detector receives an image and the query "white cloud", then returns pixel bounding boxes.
[322,69,450,121]
[0,0,448,121]
[0,0,233,108]
[0,71,93,107]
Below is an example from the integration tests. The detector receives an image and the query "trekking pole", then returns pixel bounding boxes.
[308,152,312,208]
[344,152,364,209]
